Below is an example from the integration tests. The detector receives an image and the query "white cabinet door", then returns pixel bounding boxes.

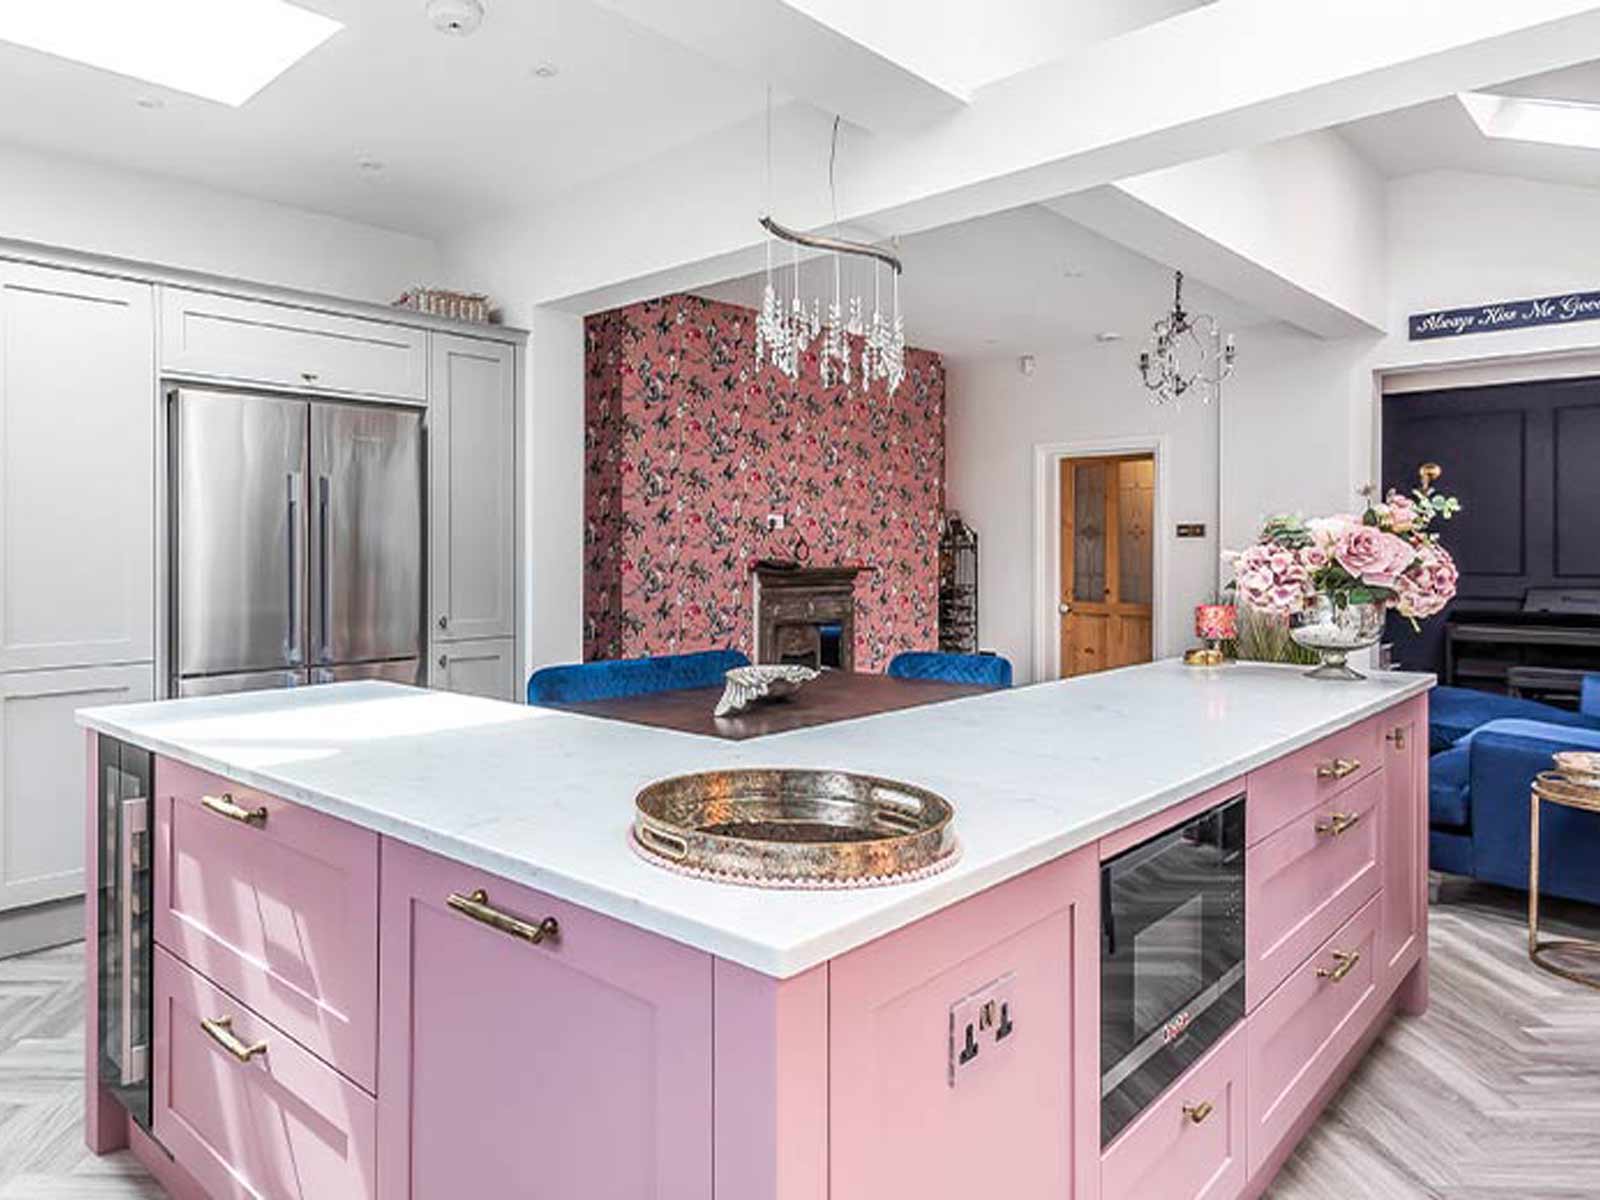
[430,334,515,643]
[0,664,153,911]
[432,639,516,702]
[161,288,427,402]
[0,264,154,672]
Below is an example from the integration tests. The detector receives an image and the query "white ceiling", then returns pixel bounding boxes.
[694,203,1266,363]
[1341,60,1600,191]
[0,0,769,236]
[0,0,1209,241]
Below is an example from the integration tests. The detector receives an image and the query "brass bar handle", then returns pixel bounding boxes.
[200,793,268,827]
[201,1015,268,1064]
[1316,949,1360,983]
[446,888,559,946]
[1182,1100,1215,1125]
[1315,811,1363,837]
[1316,758,1362,781]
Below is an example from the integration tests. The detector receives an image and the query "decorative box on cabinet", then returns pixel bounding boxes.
[0,264,154,673]
[376,837,714,1198]
[1,665,152,913]
[429,333,515,644]
[431,637,517,701]
[160,287,427,402]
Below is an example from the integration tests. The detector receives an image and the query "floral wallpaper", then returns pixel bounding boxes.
[584,293,946,671]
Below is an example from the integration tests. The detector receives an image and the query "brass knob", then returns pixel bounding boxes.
[1183,1100,1215,1125]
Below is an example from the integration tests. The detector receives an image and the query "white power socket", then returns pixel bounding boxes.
[765,513,786,531]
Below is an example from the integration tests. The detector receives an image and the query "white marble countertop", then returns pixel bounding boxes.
[78,660,1431,978]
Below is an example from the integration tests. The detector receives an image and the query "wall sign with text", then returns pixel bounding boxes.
[1409,290,1600,340]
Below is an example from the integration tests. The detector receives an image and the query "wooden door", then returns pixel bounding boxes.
[0,264,154,672]
[430,334,516,644]
[377,837,713,1198]
[1059,455,1154,677]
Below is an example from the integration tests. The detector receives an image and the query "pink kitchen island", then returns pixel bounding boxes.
[78,660,1431,1200]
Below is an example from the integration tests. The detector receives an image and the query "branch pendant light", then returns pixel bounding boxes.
[1138,271,1236,406]
[754,103,907,394]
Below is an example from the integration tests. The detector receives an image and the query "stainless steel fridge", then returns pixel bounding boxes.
[169,388,424,697]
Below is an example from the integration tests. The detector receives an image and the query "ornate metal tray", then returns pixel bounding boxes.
[633,769,957,887]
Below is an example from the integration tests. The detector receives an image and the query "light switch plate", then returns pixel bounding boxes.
[948,972,1016,1087]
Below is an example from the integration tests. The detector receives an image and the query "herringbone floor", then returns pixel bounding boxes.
[0,887,1594,1198]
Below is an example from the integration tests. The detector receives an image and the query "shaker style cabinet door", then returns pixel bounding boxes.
[0,664,152,911]
[431,637,516,702]
[0,265,154,672]
[429,334,515,644]
[377,838,713,1199]
[1380,706,1427,990]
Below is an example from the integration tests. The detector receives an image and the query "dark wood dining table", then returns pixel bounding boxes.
[552,669,992,741]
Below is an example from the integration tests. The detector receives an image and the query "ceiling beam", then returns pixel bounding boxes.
[585,0,967,134]
[469,0,1600,314]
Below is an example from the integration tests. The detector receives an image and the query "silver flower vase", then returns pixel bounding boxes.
[1288,594,1385,681]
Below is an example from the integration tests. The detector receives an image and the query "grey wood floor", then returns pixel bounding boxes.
[0,886,1594,1198]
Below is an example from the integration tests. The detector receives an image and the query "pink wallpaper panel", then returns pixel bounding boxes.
[584,293,945,671]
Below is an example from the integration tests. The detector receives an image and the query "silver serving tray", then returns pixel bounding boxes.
[633,768,955,884]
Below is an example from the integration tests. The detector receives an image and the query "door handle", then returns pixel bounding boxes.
[200,793,268,827]
[1316,949,1360,983]
[286,472,301,664]
[1316,758,1361,781]
[438,614,449,630]
[1315,811,1363,837]
[446,888,559,946]
[318,475,331,659]
[1058,603,1071,615]
[201,1015,268,1064]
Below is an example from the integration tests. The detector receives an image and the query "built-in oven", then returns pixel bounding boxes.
[96,734,154,1130]
[1100,793,1245,1145]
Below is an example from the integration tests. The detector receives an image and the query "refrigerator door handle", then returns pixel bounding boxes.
[286,472,302,665]
[318,474,332,661]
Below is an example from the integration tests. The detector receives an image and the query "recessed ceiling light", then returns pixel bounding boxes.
[0,0,342,107]
[1096,331,1122,343]
[426,0,485,36]
[356,156,386,173]
[1459,91,1600,150]
[135,95,165,110]
[531,63,559,79]
[1062,266,1086,279]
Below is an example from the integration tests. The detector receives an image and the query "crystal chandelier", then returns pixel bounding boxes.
[753,114,906,394]
[1137,271,1236,406]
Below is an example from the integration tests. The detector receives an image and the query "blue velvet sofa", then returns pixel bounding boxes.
[1429,676,1600,905]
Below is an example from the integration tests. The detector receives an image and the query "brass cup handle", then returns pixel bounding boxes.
[447,888,559,946]
[1316,949,1360,983]
[200,793,268,827]
[1315,811,1363,837]
[1316,758,1362,781]
[201,1015,268,1063]
[1182,1100,1215,1125]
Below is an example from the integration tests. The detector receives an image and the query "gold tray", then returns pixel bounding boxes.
[633,769,955,885]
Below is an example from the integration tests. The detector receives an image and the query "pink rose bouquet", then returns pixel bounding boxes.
[1228,483,1462,629]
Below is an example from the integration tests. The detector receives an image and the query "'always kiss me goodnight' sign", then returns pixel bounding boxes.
[1409,290,1600,340]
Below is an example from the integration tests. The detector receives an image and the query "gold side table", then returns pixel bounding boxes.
[1529,771,1600,990]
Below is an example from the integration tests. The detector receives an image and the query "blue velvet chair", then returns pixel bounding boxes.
[527,649,749,706]
[886,651,1013,689]
[1427,682,1600,753]
[1429,679,1600,905]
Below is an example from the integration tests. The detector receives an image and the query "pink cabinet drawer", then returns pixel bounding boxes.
[153,946,377,1200]
[1246,717,1381,845]
[1246,893,1382,1177]
[1101,1024,1246,1200]
[1246,771,1383,1009]
[154,758,378,1090]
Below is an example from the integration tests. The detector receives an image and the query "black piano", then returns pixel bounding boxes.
[1443,589,1600,707]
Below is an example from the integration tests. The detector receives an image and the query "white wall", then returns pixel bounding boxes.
[0,142,440,302]
[945,345,1220,682]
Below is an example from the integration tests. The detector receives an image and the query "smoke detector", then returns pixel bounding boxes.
[426,0,484,35]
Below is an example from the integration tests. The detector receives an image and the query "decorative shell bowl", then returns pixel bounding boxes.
[714,665,820,717]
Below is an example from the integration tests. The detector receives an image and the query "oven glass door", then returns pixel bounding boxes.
[1100,794,1245,1145]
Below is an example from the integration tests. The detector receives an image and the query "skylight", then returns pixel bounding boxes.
[0,0,342,107]
[1458,91,1600,151]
